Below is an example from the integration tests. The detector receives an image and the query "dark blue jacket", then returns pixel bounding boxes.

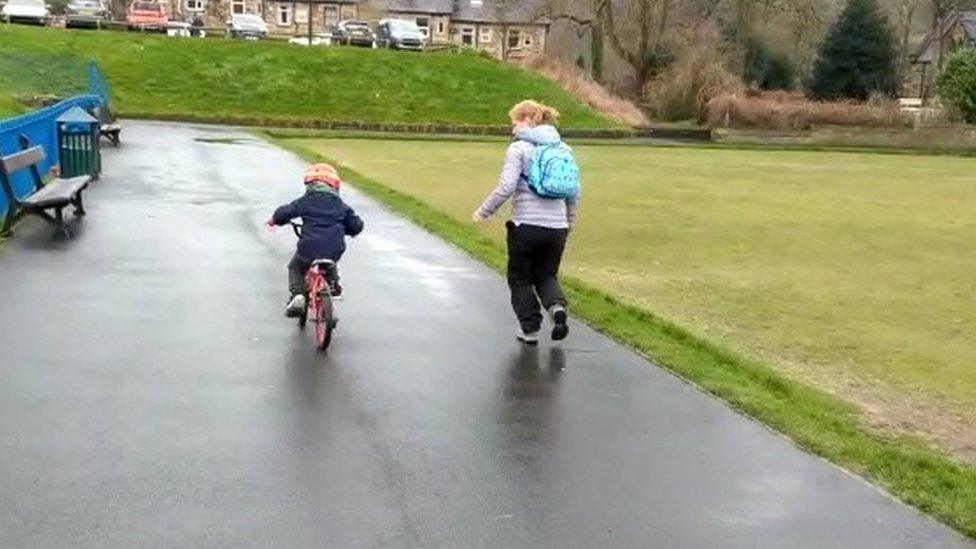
[272,189,364,261]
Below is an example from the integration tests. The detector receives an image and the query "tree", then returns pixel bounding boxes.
[808,0,898,100]
[937,48,976,122]
[745,40,797,89]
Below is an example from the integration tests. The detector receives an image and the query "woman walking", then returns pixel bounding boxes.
[472,100,580,345]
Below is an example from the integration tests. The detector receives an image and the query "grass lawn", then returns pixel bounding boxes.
[290,137,976,454]
[0,26,613,128]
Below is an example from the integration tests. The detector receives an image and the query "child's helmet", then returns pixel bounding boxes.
[304,163,341,191]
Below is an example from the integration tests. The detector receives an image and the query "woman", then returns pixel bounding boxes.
[472,100,579,345]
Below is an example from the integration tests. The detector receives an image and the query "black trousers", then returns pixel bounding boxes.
[288,254,339,296]
[506,221,568,332]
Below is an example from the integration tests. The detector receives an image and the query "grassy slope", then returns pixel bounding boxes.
[0,25,613,128]
[273,135,976,538]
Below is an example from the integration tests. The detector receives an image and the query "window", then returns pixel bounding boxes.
[277,3,290,25]
[507,29,521,50]
[231,0,244,14]
[523,33,533,47]
[460,26,474,46]
[185,0,203,11]
[437,20,444,34]
[340,4,355,19]
[479,26,491,43]
[323,4,338,25]
[416,16,429,37]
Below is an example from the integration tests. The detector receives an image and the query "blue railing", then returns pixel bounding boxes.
[88,61,111,105]
[1,61,109,219]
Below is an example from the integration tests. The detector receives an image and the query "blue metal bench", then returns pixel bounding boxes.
[0,135,91,238]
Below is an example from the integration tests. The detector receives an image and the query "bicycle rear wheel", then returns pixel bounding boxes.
[315,291,334,351]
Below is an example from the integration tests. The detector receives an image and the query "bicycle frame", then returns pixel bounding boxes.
[290,221,337,350]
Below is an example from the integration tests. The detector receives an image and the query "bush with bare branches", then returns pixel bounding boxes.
[704,90,911,129]
[642,22,743,123]
[519,56,649,127]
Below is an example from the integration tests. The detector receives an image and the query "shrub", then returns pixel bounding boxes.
[519,56,650,127]
[644,23,743,122]
[745,40,796,91]
[809,0,898,100]
[937,49,976,123]
[705,90,909,129]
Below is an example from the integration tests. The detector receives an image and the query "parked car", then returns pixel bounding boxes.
[288,34,331,46]
[332,20,376,48]
[64,0,108,28]
[227,13,268,40]
[375,18,426,51]
[1,0,49,25]
[126,1,167,31]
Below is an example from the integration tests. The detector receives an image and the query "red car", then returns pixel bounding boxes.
[126,1,167,30]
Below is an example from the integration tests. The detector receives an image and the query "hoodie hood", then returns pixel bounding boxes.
[515,124,561,145]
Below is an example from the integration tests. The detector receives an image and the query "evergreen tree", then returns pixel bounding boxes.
[808,0,898,100]
[745,40,797,91]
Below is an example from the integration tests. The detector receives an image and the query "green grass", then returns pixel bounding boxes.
[0,48,90,118]
[0,25,613,128]
[272,135,976,537]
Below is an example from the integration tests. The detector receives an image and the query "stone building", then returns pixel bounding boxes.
[907,8,976,101]
[163,0,549,59]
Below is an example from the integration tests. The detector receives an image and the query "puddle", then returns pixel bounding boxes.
[194,137,251,145]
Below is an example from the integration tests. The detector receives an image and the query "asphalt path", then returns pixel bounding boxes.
[0,121,969,548]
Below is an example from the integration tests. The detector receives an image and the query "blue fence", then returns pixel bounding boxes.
[0,62,109,218]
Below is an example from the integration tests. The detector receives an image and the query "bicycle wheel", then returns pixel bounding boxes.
[315,291,334,351]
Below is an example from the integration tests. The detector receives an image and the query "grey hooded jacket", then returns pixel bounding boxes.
[475,125,579,229]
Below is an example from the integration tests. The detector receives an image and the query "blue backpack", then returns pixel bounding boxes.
[525,142,581,199]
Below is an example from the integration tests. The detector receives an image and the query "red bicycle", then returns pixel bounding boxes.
[290,222,338,351]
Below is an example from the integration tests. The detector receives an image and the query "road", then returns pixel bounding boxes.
[0,121,969,548]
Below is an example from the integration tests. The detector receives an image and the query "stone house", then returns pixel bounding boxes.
[907,8,976,101]
[163,0,548,59]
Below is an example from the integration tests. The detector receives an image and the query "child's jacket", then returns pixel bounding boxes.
[273,188,364,261]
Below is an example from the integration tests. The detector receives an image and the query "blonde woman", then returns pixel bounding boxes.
[473,100,579,344]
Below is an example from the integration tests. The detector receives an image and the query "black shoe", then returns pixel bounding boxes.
[330,282,343,298]
[549,305,569,341]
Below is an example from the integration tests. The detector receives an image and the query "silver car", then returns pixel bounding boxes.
[65,0,109,28]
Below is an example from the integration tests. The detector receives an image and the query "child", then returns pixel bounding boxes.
[268,163,364,317]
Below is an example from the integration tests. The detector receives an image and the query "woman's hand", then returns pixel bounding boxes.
[471,211,486,223]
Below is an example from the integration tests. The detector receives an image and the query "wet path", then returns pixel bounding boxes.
[0,122,969,548]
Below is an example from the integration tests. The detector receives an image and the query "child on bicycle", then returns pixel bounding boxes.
[267,163,364,317]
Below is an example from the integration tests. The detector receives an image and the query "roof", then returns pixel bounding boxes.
[452,0,548,24]
[914,9,976,63]
[369,0,453,14]
[365,0,549,24]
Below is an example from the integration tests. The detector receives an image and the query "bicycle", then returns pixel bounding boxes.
[290,221,338,351]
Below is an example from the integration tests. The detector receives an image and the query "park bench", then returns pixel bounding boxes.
[95,104,121,147]
[0,135,90,238]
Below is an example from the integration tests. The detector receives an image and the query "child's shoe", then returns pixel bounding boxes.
[330,282,343,299]
[285,294,306,318]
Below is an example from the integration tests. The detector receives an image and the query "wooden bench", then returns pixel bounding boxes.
[93,104,121,147]
[0,135,91,238]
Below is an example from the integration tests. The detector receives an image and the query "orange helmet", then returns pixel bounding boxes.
[303,162,341,191]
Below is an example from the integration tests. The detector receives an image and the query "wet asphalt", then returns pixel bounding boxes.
[0,121,970,548]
